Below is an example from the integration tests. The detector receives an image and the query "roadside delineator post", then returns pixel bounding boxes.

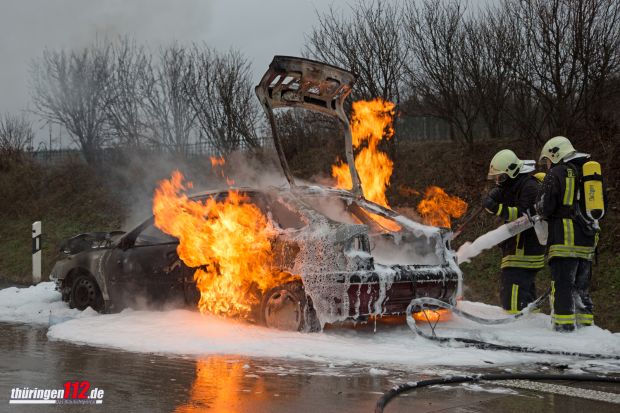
[32,221,42,284]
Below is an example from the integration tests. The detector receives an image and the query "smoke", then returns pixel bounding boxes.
[224,150,288,189]
[112,147,287,230]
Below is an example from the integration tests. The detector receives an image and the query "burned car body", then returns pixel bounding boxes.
[50,186,459,329]
[50,56,461,331]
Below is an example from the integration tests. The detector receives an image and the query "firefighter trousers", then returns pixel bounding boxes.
[549,257,594,331]
[500,267,538,313]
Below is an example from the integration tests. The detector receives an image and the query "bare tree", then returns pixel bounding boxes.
[139,44,196,154]
[305,0,408,104]
[185,46,260,155]
[107,38,150,148]
[504,0,620,141]
[403,0,480,147]
[461,6,520,140]
[31,43,114,163]
[0,113,33,159]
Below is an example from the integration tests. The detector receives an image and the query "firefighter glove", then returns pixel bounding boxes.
[482,189,501,214]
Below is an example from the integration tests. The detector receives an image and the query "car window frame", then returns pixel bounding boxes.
[121,217,179,249]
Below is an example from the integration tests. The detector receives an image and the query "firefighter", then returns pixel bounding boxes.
[483,150,545,314]
[537,136,604,332]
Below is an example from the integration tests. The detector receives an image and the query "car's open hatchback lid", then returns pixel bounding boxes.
[255,56,362,197]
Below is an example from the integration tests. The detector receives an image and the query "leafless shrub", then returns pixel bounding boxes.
[461,6,520,140]
[301,0,620,148]
[305,0,408,104]
[31,43,114,163]
[139,44,196,155]
[403,0,480,146]
[185,46,260,155]
[0,113,33,159]
[107,38,150,148]
[504,0,620,141]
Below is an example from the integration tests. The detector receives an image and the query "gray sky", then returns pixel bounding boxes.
[0,0,343,124]
[0,0,491,146]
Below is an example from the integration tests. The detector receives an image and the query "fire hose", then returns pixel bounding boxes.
[405,295,620,360]
[375,373,620,413]
[374,298,620,412]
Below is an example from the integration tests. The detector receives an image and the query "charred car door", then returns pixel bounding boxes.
[107,218,191,309]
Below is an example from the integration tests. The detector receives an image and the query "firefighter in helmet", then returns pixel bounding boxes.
[536,136,605,332]
[483,149,545,313]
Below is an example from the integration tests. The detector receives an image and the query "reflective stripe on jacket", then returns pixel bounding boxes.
[495,174,545,269]
[537,159,598,261]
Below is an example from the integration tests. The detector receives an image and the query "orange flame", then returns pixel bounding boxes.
[210,156,235,186]
[412,308,452,323]
[416,186,468,228]
[174,358,267,413]
[210,156,226,167]
[152,170,294,317]
[330,98,467,229]
[332,98,395,208]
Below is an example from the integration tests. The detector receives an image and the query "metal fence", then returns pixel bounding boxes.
[28,137,273,165]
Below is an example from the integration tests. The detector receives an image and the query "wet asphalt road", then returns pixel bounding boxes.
[1,322,619,413]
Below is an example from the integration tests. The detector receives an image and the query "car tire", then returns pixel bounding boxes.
[69,274,104,312]
[260,281,320,332]
[184,282,200,307]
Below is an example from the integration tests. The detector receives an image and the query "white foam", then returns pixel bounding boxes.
[2,283,619,372]
[419,300,620,357]
[457,225,513,263]
[0,282,83,325]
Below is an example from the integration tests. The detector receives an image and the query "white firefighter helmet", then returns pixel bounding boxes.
[539,136,576,164]
[487,149,524,180]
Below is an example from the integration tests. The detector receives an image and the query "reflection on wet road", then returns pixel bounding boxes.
[1,323,619,412]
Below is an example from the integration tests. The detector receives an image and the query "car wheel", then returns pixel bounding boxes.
[184,282,200,307]
[260,281,320,332]
[69,275,104,312]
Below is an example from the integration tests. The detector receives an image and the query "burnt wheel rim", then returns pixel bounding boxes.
[264,289,302,331]
[74,278,97,308]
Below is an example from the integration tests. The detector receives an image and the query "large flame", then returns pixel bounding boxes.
[331,98,467,229]
[416,186,468,228]
[332,98,395,208]
[153,170,294,317]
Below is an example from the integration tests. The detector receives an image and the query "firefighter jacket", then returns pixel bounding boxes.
[537,157,599,261]
[494,174,545,269]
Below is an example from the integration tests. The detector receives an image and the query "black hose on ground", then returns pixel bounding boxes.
[375,373,620,413]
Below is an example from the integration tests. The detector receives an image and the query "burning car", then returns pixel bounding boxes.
[50,56,462,331]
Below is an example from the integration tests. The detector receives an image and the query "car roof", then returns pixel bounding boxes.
[189,184,356,201]
[187,185,445,234]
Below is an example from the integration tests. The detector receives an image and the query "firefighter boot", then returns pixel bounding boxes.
[575,260,594,328]
[550,258,579,332]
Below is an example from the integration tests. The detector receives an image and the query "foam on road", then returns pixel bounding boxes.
[1,283,619,372]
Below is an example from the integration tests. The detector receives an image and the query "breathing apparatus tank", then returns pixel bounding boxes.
[533,172,546,183]
[582,161,605,223]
